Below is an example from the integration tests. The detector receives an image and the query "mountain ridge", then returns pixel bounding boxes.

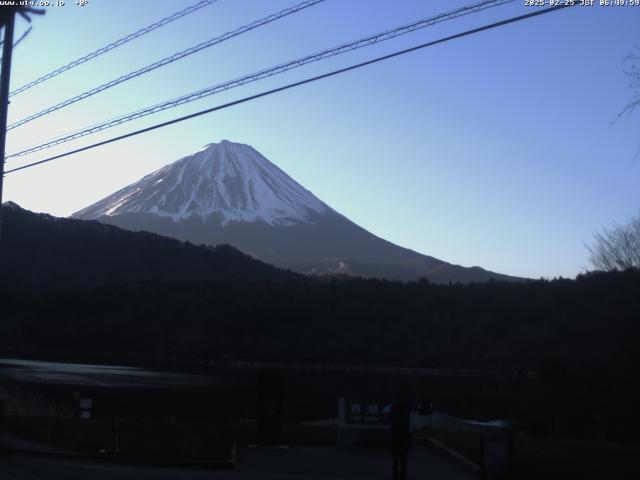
[1,202,300,291]
[73,140,332,226]
[73,140,524,284]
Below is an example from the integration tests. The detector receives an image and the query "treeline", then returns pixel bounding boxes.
[1,269,638,371]
[1,269,640,440]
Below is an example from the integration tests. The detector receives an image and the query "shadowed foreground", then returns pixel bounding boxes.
[0,446,473,480]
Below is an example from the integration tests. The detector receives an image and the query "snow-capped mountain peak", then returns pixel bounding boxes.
[73,140,522,283]
[73,140,331,226]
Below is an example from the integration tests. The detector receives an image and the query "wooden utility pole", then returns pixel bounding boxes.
[0,10,16,260]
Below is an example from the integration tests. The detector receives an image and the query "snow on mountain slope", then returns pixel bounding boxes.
[73,140,523,283]
[74,140,331,226]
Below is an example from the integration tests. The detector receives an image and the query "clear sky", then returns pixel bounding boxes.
[2,0,639,279]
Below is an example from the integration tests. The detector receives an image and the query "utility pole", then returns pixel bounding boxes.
[0,10,16,261]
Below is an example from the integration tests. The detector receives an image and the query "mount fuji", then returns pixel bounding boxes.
[73,140,520,283]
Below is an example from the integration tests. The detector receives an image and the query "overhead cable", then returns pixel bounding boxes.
[7,0,514,158]
[7,0,325,130]
[5,3,576,175]
[9,0,220,97]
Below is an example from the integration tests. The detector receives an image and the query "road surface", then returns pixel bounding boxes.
[0,445,474,479]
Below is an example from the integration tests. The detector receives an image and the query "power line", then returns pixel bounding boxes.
[5,3,576,176]
[8,0,219,98]
[12,26,32,49]
[0,26,31,63]
[7,0,326,131]
[7,0,515,159]
[10,26,32,50]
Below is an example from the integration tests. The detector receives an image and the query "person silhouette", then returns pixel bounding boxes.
[390,389,411,480]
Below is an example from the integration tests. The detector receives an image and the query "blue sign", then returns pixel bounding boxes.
[346,400,391,425]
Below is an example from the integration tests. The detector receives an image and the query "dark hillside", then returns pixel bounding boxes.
[0,202,300,290]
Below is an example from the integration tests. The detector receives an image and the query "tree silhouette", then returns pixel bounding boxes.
[617,45,640,122]
[589,210,640,271]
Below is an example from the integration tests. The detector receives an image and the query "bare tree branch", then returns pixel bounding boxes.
[614,45,640,122]
[589,210,640,271]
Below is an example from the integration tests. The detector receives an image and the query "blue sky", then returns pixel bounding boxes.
[2,0,639,279]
